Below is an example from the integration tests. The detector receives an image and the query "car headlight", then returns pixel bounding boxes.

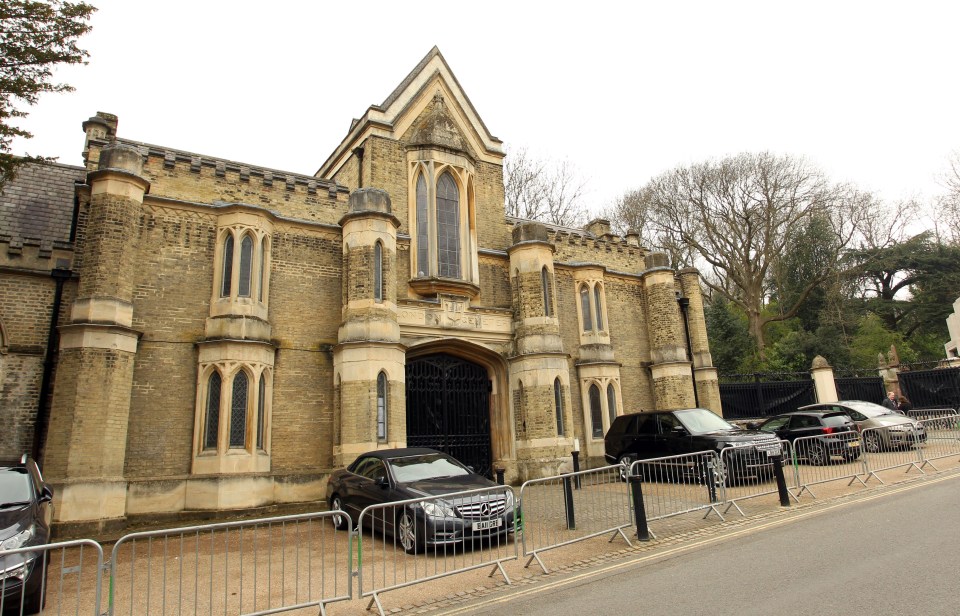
[1,526,35,551]
[420,501,456,517]
[504,491,515,509]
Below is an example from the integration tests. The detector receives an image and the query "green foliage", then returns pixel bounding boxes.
[848,313,917,367]
[704,296,754,374]
[0,0,96,187]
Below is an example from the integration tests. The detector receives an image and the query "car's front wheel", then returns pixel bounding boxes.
[397,510,421,554]
[329,495,348,531]
[618,454,636,481]
[21,577,46,615]
[863,431,882,454]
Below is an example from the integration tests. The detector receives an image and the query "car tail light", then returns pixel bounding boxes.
[821,427,834,434]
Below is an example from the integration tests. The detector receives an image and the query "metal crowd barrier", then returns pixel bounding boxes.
[861,423,928,484]
[108,511,352,616]
[917,414,960,471]
[905,407,958,425]
[790,433,868,497]
[630,451,726,526]
[720,440,798,516]
[518,464,632,573]
[0,539,103,616]
[355,485,518,616]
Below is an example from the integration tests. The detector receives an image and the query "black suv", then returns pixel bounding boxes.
[604,408,781,480]
[1,455,53,615]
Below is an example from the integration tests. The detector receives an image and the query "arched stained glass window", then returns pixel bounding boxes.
[589,384,603,438]
[258,237,266,302]
[436,172,460,279]
[580,285,593,331]
[204,371,221,450]
[607,383,617,425]
[374,241,383,302]
[238,236,253,297]
[554,378,564,436]
[594,285,604,330]
[230,371,248,448]
[416,173,429,276]
[257,373,266,450]
[221,235,234,298]
[376,372,388,440]
[542,267,553,317]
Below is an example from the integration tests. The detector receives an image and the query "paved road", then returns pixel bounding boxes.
[459,473,960,616]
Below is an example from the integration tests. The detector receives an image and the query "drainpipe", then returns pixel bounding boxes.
[33,267,72,463]
[677,295,700,408]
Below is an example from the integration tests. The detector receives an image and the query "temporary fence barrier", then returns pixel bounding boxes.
[518,464,632,573]
[861,425,925,484]
[355,485,518,616]
[0,539,103,616]
[108,511,352,616]
[719,440,798,516]
[905,407,958,426]
[916,414,960,471]
[790,434,868,498]
[629,451,726,526]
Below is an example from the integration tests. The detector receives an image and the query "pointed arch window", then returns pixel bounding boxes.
[589,384,603,438]
[258,237,266,302]
[374,241,384,302]
[415,173,429,276]
[230,371,249,448]
[554,378,565,436]
[580,285,593,331]
[238,235,253,297]
[594,285,604,330]
[376,372,388,440]
[436,172,460,278]
[257,373,266,450]
[607,383,617,425]
[221,235,234,298]
[542,267,553,317]
[204,372,222,450]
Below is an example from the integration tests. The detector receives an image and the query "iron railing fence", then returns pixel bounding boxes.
[719,379,816,419]
[108,511,352,616]
[518,464,632,573]
[354,485,518,616]
[899,366,960,411]
[0,539,103,616]
[835,376,885,403]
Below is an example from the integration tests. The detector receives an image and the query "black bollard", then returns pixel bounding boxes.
[629,473,650,541]
[771,454,791,507]
[562,474,576,530]
[704,459,718,503]
[495,467,505,485]
[571,451,581,489]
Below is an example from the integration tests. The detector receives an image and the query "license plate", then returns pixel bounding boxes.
[472,518,503,531]
[848,440,860,447]
[757,443,782,456]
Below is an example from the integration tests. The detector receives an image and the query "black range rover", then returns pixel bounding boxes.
[604,408,781,481]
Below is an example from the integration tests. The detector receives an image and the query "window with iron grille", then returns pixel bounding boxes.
[436,172,461,278]
[589,384,603,437]
[204,372,221,450]
[220,235,233,297]
[238,235,253,297]
[257,373,266,450]
[554,378,564,436]
[230,371,248,448]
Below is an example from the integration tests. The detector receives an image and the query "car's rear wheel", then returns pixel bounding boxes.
[397,510,421,554]
[22,578,46,615]
[329,495,347,531]
[806,442,828,466]
[864,431,882,453]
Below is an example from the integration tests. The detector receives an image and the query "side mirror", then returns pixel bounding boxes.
[671,425,688,436]
[39,485,53,503]
[375,476,389,488]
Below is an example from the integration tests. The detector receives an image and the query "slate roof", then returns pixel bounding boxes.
[0,160,85,252]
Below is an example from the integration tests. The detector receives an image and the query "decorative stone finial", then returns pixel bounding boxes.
[811,355,830,369]
[512,221,549,244]
[348,188,392,214]
[97,142,143,175]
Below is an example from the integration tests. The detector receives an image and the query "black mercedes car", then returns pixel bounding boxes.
[325,448,516,553]
[1,455,53,615]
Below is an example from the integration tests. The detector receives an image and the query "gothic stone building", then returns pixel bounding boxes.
[0,48,720,532]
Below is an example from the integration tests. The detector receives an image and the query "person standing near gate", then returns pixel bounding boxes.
[882,391,898,411]
[897,395,912,415]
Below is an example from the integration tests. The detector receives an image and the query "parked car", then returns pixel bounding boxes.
[325,448,516,553]
[799,401,927,452]
[746,411,861,464]
[1,455,53,615]
[603,408,782,482]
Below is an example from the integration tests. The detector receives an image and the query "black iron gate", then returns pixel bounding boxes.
[719,373,816,419]
[405,353,493,477]
[899,366,960,410]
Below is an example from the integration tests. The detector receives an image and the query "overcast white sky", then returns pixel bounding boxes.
[10,0,960,217]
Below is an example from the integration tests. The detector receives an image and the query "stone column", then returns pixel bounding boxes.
[810,355,839,403]
[46,143,148,530]
[678,268,721,413]
[508,222,572,482]
[642,253,696,409]
[333,188,404,467]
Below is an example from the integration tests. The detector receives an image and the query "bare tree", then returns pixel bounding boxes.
[934,150,960,244]
[634,152,890,359]
[503,147,589,227]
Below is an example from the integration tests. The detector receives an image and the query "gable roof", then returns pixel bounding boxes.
[316,47,504,179]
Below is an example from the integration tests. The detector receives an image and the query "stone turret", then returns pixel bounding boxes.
[678,268,721,413]
[642,252,696,409]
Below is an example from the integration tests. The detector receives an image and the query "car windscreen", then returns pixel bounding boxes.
[841,401,895,418]
[389,454,471,483]
[0,469,33,503]
[822,413,852,427]
[674,409,737,434]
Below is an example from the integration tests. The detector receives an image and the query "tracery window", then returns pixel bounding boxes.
[377,372,388,440]
[221,236,234,298]
[230,371,248,448]
[594,285,604,330]
[204,372,221,450]
[577,281,608,333]
[589,384,603,438]
[542,267,553,317]
[580,285,593,331]
[257,373,266,450]
[238,236,253,297]
[216,225,271,309]
[436,172,461,278]
[554,378,565,436]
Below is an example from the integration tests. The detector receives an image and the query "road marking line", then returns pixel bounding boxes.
[443,472,959,614]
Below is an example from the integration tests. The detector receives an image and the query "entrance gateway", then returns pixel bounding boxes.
[405,353,493,477]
